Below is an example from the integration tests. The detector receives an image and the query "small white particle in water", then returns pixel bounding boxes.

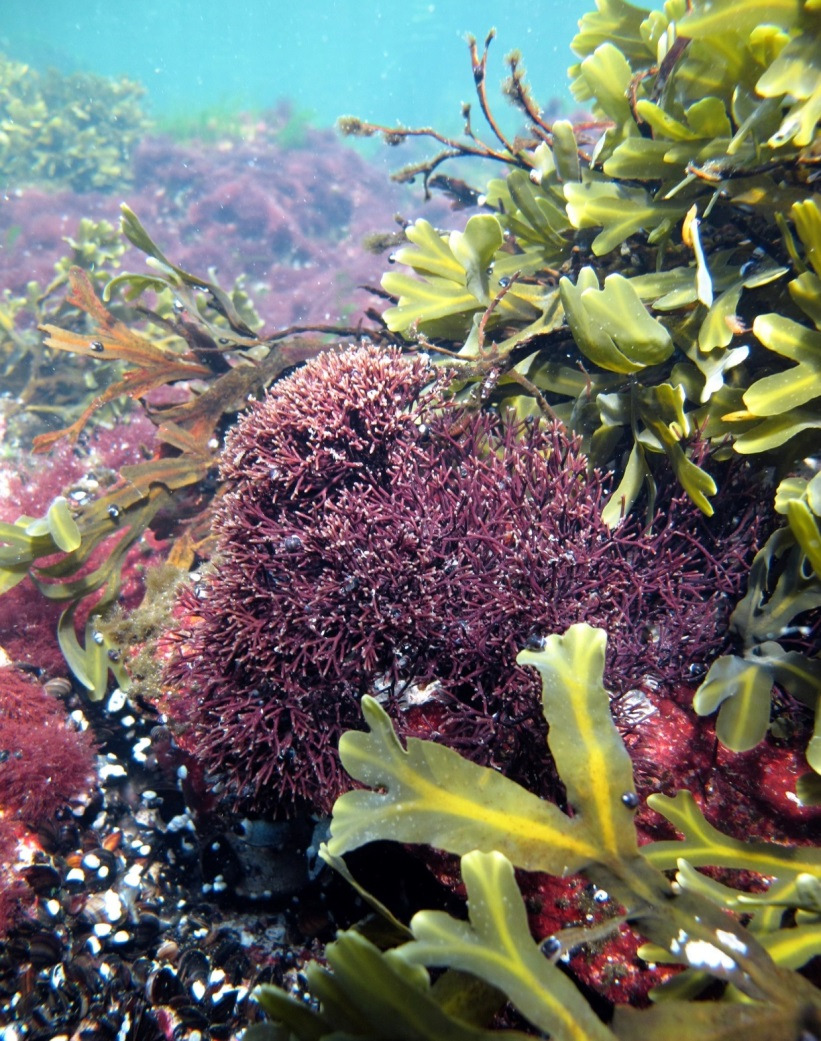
[177,764,188,779]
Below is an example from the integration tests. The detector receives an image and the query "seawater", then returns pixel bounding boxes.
[1,0,588,138]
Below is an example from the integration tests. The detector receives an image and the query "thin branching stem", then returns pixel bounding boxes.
[468,31,519,159]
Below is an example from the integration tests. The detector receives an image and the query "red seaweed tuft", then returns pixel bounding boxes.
[0,666,98,936]
[163,345,760,818]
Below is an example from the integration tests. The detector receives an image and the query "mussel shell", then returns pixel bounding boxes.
[146,964,183,1004]
[79,848,120,892]
[209,987,238,1022]
[80,890,129,928]
[43,676,73,697]
[208,928,243,966]
[63,954,106,996]
[154,939,180,964]
[20,862,61,895]
[169,1000,209,1028]
[177,947,209,987]
[27,929,65,968]
[128,956,154,988]
[0,950,22,995]
[132,912,162,948]
[15,977,82,1031]
[73,1010,124,1040]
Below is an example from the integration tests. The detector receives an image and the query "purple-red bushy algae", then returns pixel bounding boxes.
[163,345,758,818]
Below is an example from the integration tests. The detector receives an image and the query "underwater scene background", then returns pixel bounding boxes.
[0,1,820,1039]
[2,1,588,136]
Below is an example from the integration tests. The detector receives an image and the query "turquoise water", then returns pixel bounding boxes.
[1,0,589,135]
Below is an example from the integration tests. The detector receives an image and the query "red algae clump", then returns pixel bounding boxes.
[164,345,758,817]
[0,667,97,935]
[0,113,451,331]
